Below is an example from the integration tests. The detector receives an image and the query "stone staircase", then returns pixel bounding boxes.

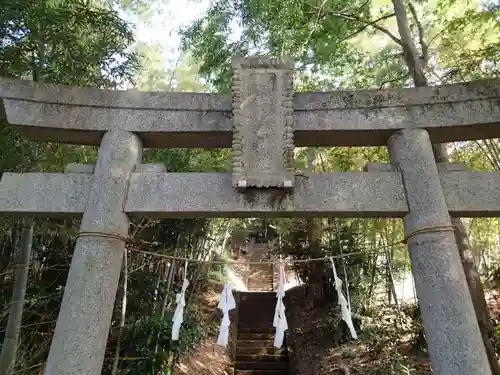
[234,292,290,375]
[247,262,274,291]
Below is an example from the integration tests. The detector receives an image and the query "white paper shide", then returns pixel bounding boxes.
[217,281,236,346]
[171,278,190,341]
[273,262,288,348]
[330,257,358,340]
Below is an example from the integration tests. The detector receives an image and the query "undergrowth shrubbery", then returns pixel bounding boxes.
[101,262,224,375]
[358,303,427,375]
[365,351,418,375]
[115,309,206,375]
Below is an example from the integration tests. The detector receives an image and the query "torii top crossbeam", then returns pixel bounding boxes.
[1,59,499,149]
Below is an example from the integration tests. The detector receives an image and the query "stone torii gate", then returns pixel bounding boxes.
[1,56,500,375]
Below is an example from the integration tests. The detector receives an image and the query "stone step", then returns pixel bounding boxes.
[238,304,275,309]
[248,275,273,278]
[238,307,275,313]
[235,370,288,375]
[248,274,272,276]
[239,312,275,320]
[239,298,276,303]
[247,290,273,294]
[240,292,276,298]
[240,292,275,298]
[237,333,276,341]
[238,325,275,332]
[238,327,275,334]
[235,361,289,370]
[236,340,276,347]
[236,346,286,355]
[246,284,273,289]
[239,299,276,305]
[238,316,274,325]
[235,354,288,362]
[248,290,273,292]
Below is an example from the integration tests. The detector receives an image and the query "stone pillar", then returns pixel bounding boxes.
[44,130,142,375]
[387,129,490,375]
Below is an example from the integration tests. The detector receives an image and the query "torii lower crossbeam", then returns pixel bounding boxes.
[1,170,500,218]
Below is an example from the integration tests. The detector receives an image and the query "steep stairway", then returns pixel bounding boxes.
[246,243,274,292]
[235,292,290,375]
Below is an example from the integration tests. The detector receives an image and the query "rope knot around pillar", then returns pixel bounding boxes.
[402,225,455,244]
[76,231,128,242]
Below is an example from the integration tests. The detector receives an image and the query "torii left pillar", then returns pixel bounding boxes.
[44,130,142,375]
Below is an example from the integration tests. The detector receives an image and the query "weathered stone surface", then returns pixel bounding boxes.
[65,163,95,173]
[44,130,142,375]
[441,171,500,216]
[65,163,166,173]
[363,162,469,172]
[231,56,294,188]
[0,172,405,217]
[5,171,500,217]
[135,163,167,173]
[0,173,91,216]
[1,77,500,147]
[126,172,406,217]
[388,128,490,375]
[294,97,500,146]
[364,162,500,216]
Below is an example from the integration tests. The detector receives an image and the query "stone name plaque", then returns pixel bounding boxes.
[231,57,295,189]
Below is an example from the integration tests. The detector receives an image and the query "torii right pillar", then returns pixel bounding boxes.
[388,128,491,375]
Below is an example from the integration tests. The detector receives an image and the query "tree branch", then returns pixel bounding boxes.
[391,0,428,86]
[408,1,429,65]
[337,12,398,45]
[310,10,402,46]
[378,71,411,89]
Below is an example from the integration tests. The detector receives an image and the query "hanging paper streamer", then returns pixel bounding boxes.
[329,257,358,340]
[171,277,190,341]
[217,280,236,346]
[273,262,288,348]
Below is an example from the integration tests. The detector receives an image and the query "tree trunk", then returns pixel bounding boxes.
[453,218,499,373]
[367,251,379,304]
[390,1,499,373]
[0,4,47,370]
[385,248,400,310]
[111,248,128,375]
[0,218,34,375]
[306,148,324,307]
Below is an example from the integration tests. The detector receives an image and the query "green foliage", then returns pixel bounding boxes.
[0,0,139,87]
[0,0,138,176]
[180,0,403,92]
[434,0,500,81]
[366,351,417,375]
[0,1,149,373]
[117,311,205,375]
[182,0,499,93]
[360,304,425,356]
[493,325,500,355]
[400,304,426,352]
[273,218,366,282]
[361,321,402,356]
